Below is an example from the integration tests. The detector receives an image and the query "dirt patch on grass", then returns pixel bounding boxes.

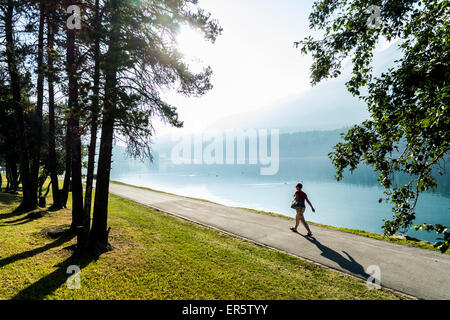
[40,224,72,239]
[105,227,147,262]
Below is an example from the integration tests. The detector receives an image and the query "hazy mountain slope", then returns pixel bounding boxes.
[210,42,402,132]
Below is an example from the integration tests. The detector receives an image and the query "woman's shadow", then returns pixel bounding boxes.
[301,234,370,280]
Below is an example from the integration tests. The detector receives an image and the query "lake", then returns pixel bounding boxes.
[110,157,450,243]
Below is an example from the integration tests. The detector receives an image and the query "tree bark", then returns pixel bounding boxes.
[66,20,84,233]
[47,13,62,210]
[83,0,101,248]
[90,0,120,254]
[5,161,11,191]
[5,164,10,191]
[5,0,34,210]
[5,152,18,193]
[5,163,11,191]
[30,0,45,208]
[61,130,72,207]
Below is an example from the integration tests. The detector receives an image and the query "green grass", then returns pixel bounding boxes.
[111,180,445,254]
[0,179,407,300]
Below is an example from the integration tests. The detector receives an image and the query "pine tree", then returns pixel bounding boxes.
[89,0,222,254]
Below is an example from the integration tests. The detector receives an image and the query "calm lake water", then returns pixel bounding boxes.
[110,158,450,243]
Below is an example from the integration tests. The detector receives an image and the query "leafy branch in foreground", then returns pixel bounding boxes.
[299,0,449,252]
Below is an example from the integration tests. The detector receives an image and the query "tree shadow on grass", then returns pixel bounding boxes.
[0,193,59,222]
[3,227,96,300]
[0,204,31,221]
[0,210,50,226]
[0,192,21,204]
[12,253,94,300]
[301,235,370,280]
[0,229,76,269]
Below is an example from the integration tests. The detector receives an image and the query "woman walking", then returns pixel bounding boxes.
[290,183,315,236]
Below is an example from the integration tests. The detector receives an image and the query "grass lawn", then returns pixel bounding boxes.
[0,180,407,300]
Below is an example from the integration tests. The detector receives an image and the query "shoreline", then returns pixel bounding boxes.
[110,180,444,254]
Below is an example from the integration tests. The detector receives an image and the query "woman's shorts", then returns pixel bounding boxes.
[295,207,306,215]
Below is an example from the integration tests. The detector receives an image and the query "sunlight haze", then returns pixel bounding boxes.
[157,0,316,135]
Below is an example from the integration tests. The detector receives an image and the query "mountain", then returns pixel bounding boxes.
[210,41,403,132]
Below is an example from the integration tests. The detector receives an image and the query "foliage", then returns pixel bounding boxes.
[298,0,449,252]
[94,0,222,160]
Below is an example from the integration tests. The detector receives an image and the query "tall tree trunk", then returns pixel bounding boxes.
[5,163,11,191]
[5,162,11,191]
[5,0,34,210]
[30,0,45,208]
[67,20,84,233]
[5,153,18,193]
[47,11,62,210]
[90,0,120,254]
[61,127,72,208]
[83,0,101,250]
[90,104,114,254]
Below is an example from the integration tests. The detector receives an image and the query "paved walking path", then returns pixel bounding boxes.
[109,182,450,300]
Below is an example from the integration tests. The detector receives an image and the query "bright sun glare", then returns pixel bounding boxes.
[176,25,211,67]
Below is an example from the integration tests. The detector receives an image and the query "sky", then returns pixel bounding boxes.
[154,0,319,136]
[151,0,398,139]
